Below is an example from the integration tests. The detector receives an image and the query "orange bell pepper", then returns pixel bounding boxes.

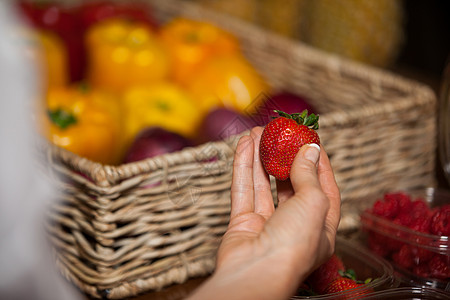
[185,53,270,114]
[86,18,170,93]
[43,84,123,165]
[159,18,240,86]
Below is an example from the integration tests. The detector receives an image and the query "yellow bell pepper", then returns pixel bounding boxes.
[43,85,123,165]
[122,82,202,146]
[159,18,240,86]
[24,30,68,91]
[86,18,171,93]
[38,31,69,89]
[185,53,270,114]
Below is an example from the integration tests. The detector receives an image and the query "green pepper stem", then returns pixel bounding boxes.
[48,109,77,130]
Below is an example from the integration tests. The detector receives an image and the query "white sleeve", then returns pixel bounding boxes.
[0,3,81,300]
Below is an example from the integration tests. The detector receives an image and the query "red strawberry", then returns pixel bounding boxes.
[259,110,320,180]
[324,277,365,296]
[306,254,345,294]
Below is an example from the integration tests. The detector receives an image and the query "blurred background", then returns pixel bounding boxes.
[191,0,449,92]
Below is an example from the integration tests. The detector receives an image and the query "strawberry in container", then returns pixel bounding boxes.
[293,237,397,299]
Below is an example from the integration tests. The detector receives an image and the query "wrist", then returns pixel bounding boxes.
[188,247,307,300]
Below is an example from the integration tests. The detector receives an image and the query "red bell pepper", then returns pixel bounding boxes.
[18,1,86,83]
[78,1,158,31]
[17,1,158,83]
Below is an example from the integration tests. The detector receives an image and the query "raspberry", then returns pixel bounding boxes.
[385,234,404,252]
[368,231,385,244]
[410,199,430,218]
[409,215,431,234]
[410,246,434,264]
[372,192,415,220]
[428,255,450,279]
[430,204,450,236]
[392,245,414,269]
[413,263,431,277]
[393,212,414,227]
[372,199,398,219]
[386,192,412,210]
[368,234,390,257]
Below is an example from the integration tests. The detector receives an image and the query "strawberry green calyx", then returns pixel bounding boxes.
[273,109,319,130]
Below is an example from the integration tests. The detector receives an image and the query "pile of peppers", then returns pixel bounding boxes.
[19,0,270,165]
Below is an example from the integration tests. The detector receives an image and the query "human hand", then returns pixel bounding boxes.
[188,127,340,300]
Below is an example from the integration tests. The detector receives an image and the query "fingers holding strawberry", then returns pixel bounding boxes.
[275,143,323,205]
[260,109,322,206]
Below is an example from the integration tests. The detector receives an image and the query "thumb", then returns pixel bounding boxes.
[262,143,328,247]
[288,143,330,231]
[290,144,321,194]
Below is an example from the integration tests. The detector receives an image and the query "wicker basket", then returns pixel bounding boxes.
[41,0,437,298]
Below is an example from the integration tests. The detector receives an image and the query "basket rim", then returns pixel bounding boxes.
[40,133,240,187]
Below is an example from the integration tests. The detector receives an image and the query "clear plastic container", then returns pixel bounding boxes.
[291,236,398,299]
[360,287,450,299]
[360,188,450,290]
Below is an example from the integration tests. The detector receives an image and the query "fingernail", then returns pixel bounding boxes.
[304,144,320,164]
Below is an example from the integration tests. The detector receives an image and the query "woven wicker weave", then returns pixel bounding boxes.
[41,0,437,298]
